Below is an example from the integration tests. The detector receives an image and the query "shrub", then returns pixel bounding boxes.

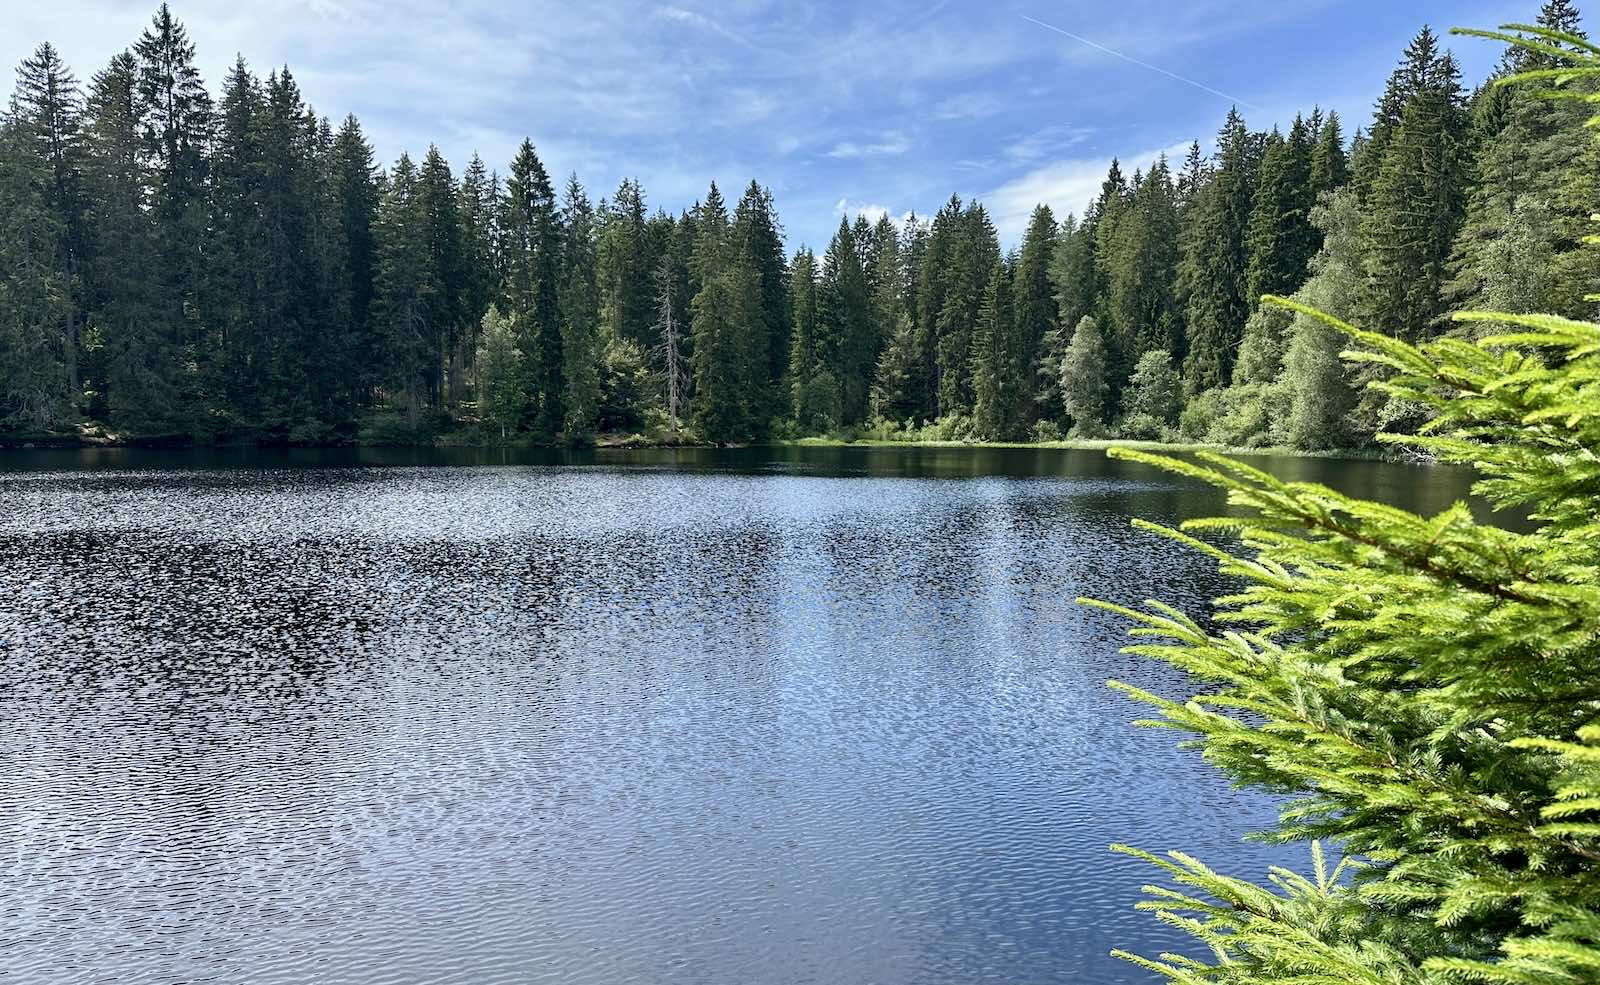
[1031,419,1064,443]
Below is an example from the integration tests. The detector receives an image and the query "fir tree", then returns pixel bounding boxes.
[80,50,166,432]
[731,180,789,428]
[0,113,71,430]
[1097,36,1600,985]
[1245,118,1317,305]
[1012,204,1059,424]
[817,216,874,424]
[8,42,85,415]
[503,139,562,433]
[1181,108,1256,394]
[559,173,600,441]
[372,153,433,426]
[331,115,379,407]
[1360,26,1470,342]
[134,2,212,420]
[971,259,1024,440]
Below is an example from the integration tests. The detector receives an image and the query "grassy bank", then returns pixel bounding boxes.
[776,435,1400,463]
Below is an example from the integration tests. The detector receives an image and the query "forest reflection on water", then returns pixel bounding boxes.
[0,444,1475,984]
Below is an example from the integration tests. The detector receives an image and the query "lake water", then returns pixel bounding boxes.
[0,445,1475,985]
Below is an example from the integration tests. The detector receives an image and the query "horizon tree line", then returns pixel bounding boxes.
[1,2,1594,449]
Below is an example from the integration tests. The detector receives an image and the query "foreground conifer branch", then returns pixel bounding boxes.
[1084,25,1600,985]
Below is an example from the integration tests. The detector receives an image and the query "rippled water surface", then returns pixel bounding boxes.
[0,445,1474,985]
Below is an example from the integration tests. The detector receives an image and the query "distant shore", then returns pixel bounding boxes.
[1,426,1401,464]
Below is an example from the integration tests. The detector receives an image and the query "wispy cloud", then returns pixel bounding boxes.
[983,142,1191,242]
[825,132,913,159]
[656,5,762,51]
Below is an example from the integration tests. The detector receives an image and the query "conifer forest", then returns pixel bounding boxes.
[2,3,1593,448]
[7,5,1600,985]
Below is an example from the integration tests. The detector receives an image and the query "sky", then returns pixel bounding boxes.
[5,0,1539,250]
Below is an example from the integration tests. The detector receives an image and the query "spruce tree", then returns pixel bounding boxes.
[816,217,874,424]
[1012,205,1059,424]
[788,247,833,431]
[1095,35,1600,985]
[1448,6,1594,319]
[597,178,654,347]
[731,180,789,428]
[1181,108,1256,394]
[331,115,379,408]
[559,173,600,441]
[133,2,212,424]
[0,113,71,430]
[8,42,85,416]
[971,259,1023,440]
[458,153,500,353]
[417,146,467,409]
[1245,118,1317,305]
[917,196,963,420]
[1360,26,1470,342]
[502,139,562,434]
[934,202,999,416]
[1106,158,1181,391]
[206,57,265,422]
[81,51,165,432]
[372,153,433,426]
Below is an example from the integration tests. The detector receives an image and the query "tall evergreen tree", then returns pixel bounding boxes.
[8,42,85,416]
[416,146,467,408]
[80,50,165,432]
[1181,108,1257,394]
[0,111,71,430]
[816,216,874,424]
[1447,4,1594,318]
[372,153,434,425]
[934,202,999,416]
[1360,26,1470,342]
[559,173,600,441]
[732,180,789,427]
[1013,205,1059,424]
[789,247,837,431]
[971,259,1025,440]
[133,3,212,420]
[331,115,379,408]
[598,177,655,347]
[1245,118,1317,305]
[502,139,562,433]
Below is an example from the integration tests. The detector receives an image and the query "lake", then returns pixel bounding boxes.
[0,445,1476,984]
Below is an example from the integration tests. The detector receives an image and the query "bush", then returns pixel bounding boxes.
[1178,387,1227,440]
[1117,412,1171,442]
[1031,419,1064,443]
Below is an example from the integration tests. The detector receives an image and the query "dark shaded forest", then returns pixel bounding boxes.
[1,2,1593,447]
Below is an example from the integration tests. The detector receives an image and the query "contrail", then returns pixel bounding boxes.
[1019,14,1263,112]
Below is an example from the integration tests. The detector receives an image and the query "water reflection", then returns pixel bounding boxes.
[0,447,1475,984]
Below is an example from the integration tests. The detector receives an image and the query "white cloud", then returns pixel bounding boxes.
[825,132,913,159]
[982,142,1191,242]
[1003,124,1094,163]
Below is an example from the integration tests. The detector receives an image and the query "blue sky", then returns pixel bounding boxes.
[7,0,1536,249]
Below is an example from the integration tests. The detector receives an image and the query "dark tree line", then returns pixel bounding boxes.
[2,3,1594,448]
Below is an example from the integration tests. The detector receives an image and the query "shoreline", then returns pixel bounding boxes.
[1,429,1398,464]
